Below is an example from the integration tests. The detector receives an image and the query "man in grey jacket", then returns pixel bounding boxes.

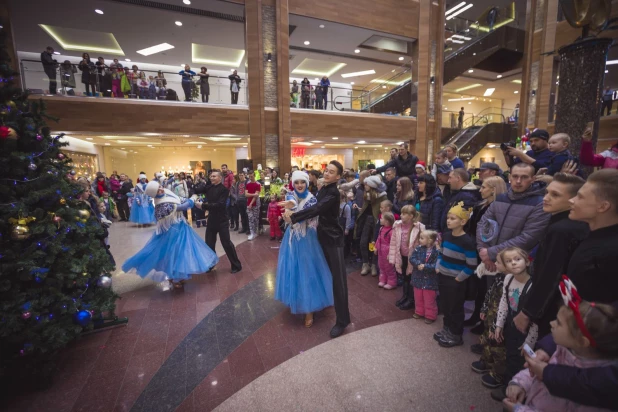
[477,163,550,271]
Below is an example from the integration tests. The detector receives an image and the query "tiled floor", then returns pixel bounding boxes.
[6,222,486,412]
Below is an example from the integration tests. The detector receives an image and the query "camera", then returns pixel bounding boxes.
[500,142,516,151]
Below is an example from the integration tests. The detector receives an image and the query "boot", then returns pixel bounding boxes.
[396,279,409,307]
[370,264,378,277]
[399,282,415,311]
[360,263,370,276]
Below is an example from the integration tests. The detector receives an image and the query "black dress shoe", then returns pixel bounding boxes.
[231,267,242,274]
[330,324,347,338]
[233,227,239,231]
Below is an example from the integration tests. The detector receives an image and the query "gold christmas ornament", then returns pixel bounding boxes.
[59,198,66,205]
[6,101,16,109]
[11,224,30,240]
[78,209,90,222]
[82,272,88,277]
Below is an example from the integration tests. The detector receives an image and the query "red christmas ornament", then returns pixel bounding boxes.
[0,126,9,139]
[57,153,65,160]
[53,216,62,223]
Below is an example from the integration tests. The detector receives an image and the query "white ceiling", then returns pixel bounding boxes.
[9,0,247,71]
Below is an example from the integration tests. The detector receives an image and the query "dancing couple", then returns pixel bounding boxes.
[276,161,350,338]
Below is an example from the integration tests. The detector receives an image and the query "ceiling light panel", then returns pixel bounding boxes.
[39,24,124,55]
[136,43,175,56]
[291,58,346,77]
[445,2,467,15]
[192,44,245,67]
[483,88,495,96]
[455,83,482,92]
[446,3,474,20]
[340,69,376,78]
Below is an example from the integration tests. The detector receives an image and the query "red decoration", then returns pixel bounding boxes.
[0,126,9,139]
[292,148,306,157]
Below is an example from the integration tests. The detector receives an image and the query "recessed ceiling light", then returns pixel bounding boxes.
[53,51,60,55]
[357,140,366,144]
[86,138,93,140]
[341,69,376,78]
[95,9,104,14]
[392,69,395,72]
[483,88,495,96]
[175,21,183,26]
[310,140,323,143]
[468,102,472,104]
[354,49,360,53]
[398,57,404,61]
[473,52,476,56]
[319,24,325,28]
[468,69,474,73]
[382,85,386,88]
[304,41,310,45]
[105,143,110,146]
[121,147,125,149]
[496,74,503,78]
[514,90,519,94]
[332,137,338,140]
[197,145,202,148]
[183,0,191,4]
[125,58,131,62]
[350,82,354,85]
[137,43,175,56]
[243,145,247,148]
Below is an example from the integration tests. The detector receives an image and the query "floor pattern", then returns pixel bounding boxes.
[6,222,492,412]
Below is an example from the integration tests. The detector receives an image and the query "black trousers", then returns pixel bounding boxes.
[182,81,192,101]
[237,201,249,231]
[438,274,467,336]
[231,92,239,104]
[117,199,130,221]
[322,245,350,327]
[46,72,57,94]
[358,214,375,264]
[504,312,528,382]
[201,93,209,103]
[602,100,612,116]
[206,219,242,271]
[229,204,239,228]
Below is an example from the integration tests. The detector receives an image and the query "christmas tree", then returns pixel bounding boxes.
[0,28,117,385]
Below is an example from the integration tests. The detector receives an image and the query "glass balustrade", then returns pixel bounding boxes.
[21,59,248,106]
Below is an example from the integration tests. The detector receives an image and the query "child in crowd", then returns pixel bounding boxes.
[97,201,112,246]
[471,259,508,390]
[100,191,117,220]
[504,277,618,412]
[492,247,538,398]
[339,190,354,257]
[542,133,575,176]
[374,212,396,289]
[268,194,283,241]
[389,205,425,310]
[409,230,440,323]
[374,200,400,243]
[434,201,477,348]
[431,150,452,179]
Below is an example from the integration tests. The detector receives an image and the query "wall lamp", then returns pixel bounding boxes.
[266,52,272,62]
[531,89,536,97]
[430,76,435,84]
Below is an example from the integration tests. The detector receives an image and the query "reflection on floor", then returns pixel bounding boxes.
[6,221,496,412]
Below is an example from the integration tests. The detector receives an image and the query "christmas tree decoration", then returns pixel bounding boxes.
[97,276,112,289]
[0,27,119,385]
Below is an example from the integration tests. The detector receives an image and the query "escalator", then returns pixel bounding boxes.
[443,118,517,161]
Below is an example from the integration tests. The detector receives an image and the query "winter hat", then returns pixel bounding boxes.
[364,175,382,190]
[145,180,160,197]
[139,173,147,180]
[155,172,163,178]
[291,170,309,186]
[436,163,453,175]
[415,161,427,171]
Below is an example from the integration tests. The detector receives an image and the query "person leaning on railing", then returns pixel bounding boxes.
[78,53,97,96]
[179,64,196,102]
[41,46,58,94]
[229,70,242,104]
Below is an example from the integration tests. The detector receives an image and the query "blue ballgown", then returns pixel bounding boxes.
[275,191,334,314]
[122,194,218,282]
[129,183,156,224]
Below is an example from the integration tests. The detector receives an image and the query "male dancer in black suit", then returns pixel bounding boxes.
[284,160,351,338]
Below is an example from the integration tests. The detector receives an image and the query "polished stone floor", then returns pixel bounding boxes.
[6,221,498,412]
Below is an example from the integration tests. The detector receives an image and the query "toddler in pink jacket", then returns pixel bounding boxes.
[374,212,396,289]
[504,277,618,412]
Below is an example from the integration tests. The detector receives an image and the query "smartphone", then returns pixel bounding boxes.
[586,121,594,135]
[523,343,536,358]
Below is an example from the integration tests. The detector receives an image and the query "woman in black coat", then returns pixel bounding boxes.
[78,52,97,96]
[413,174,444,231]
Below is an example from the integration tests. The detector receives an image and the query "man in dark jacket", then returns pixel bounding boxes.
[565,169,618,303]
[288,160,351,338]
[41,46,58,94]
[515,173,589,337]
[477,163,551,271]
[117,173,133,222]
[384,167,398,202]
[372,142,419,182]
[196,171,242,273]
[503,129,552,173]
[440,168,481,233]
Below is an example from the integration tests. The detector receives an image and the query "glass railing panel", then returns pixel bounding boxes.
[21,59,248,106]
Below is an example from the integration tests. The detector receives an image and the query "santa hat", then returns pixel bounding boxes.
[291,170,309,185]
[415,161,427,171]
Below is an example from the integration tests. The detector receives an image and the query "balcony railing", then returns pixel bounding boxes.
[21,59,247,106]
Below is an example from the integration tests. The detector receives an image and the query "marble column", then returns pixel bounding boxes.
[555,38,612,160]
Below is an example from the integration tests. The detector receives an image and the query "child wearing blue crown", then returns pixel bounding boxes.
[434,201,478,348]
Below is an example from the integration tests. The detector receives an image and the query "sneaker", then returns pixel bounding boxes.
[490,386,507,402]
[383,284,395,290]
[378,282,385,288]
[424,318,435,324]
[438,330,463,348]
[370,264,378,276]
[360,263,370,276]
[433,327,448,342]
[470,343,484,355]
[248,234,255,241]
[412,313,422,319]
[471,360,490,374]
[481,373,503,389]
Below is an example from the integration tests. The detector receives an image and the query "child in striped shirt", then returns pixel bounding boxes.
[434,201,477,348]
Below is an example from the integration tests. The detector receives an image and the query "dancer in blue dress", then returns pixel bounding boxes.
[129,174,156,225]
[122,180,218,288]
[275,171,334,327]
